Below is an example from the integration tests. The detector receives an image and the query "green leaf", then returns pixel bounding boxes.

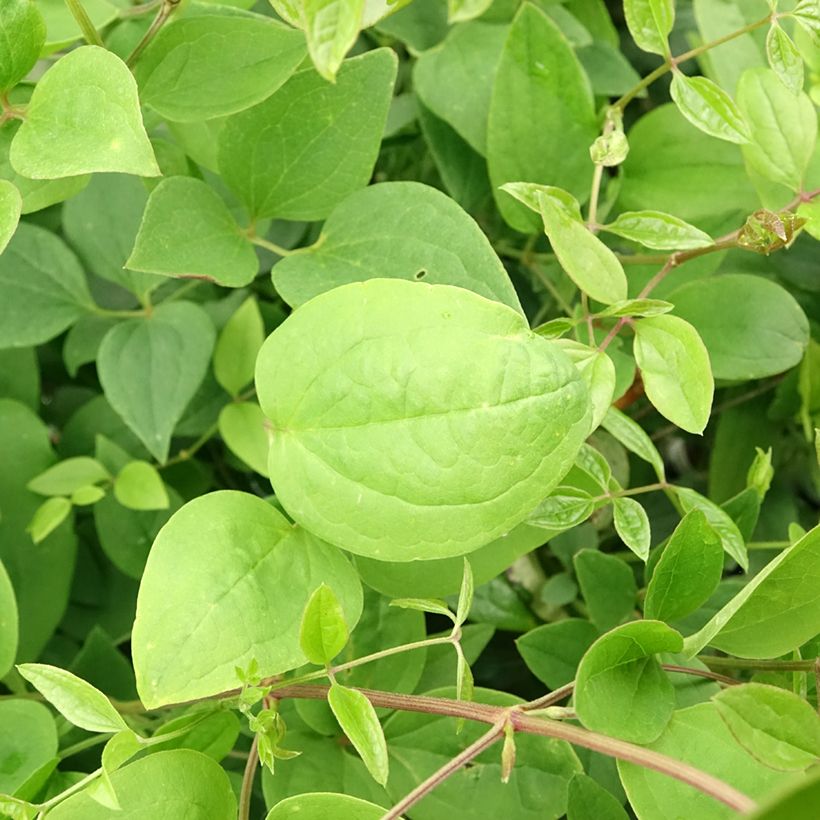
[598,298,674,319]
[670,274,809,381]
[516,619,598,689]
[10,46,159,178]
[644,510,723,622]
[0,0,46,93]
[126,177,258,288]
[299,0,366,81]
[684,522,820,658]
[618,703,795,820]
[624,0,674,55]
[736,67,817,192]
[766,24,804,94]
[528,487,595,530]
[538,194,628,305]
[0,700,57,795]
[602,407,666,482]
[746,768,820,820]
[602,210,713,250]
[414,21,507,154]
[218,402,270,477]
[27,497,72,545]
[792,0,820,44]
[574,620,683,743]
[633,315,714,435]
[0,223,93,348]
[613,497,651,561]
[501,182,583,221]
[255,279,590,562]
[265,793,387,820]
[328,683,389,786]
[299,582,350,666]
[390,597,453,619]
[114,461,169,512]
[213,298,265,396]
[136,12,307,121]
[132,491,362,708]
[555,340,616,431]
[71,484,105,506]
[97,301,216,463]
[27,457,108,496]
[567,773,630,820]
[0,795,37,820]
[455,558,474,628]
[669,71,751,145]
[0,179,21,254]
[448,0,493,23]
[0,558,18,679]
[16,663,128,733]
[46,750,236,819]
[573,549,637,632]
[273,181,522,313]
[713,683,820,771]
[218,49,396,221]
[675,486,747,570]
[39,0,117,52]
[487,4,597,232]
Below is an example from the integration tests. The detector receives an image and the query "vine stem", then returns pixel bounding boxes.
[701,656,818,673]
[381,717,508,819]
[126,0,182,67]
[64,0,104,46]
[249,235,298,257]
[238,734,259,820]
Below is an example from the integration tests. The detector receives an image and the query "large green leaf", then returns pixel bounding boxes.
[487,4,597,232]
[255,279,590,562]
[413,22,508,154]
[0,1,44,93]
[0,223,92,350]
[126,177,258,287]
[97,301,216,463]
[574,621,683,743]
[0,558,17,678]
[272,182,522,312]
[136,12,306,121]
[618,703,796,820]
[9,46,159,179]
[266,793,385,820]
[47,750,236,819]
[670,274,809,380]
[0,700,57,794]
[0,179,21,255]
[132,491,363,708]
[218,49,396,221]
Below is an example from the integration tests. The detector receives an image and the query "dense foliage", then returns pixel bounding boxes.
[1,0,820,818]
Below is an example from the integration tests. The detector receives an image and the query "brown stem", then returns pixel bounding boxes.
[701,656,818,673]
[126,0,181,67]
[237,734,259,820]
[662,664,739,687]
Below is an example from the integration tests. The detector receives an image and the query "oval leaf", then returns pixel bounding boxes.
[603,210,713,250]
[669,71,751,145]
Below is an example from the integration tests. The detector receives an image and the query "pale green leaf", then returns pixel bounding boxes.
[39,0,117,52]
[613,496,651,561]
[389,598,453,619]
[676,486,747,570]
[633,314,714,435]
[455,558,474,627]
[255,279,590,562]
[597,298,674,318]
[218,49,396,221]
[17,663,128,734]
[0,0,46,93]
[528,488,594,530]
[766,24,804,94]
[126,177,258,288]
[603,210,713,250]
[0,558,18,679]
[136,13,306,121]
[670,71,751,144]
[624,0,674,55]
[555,340,616,430]
[575,620,683,743]
[328,683,389,785]
[114,461,169,512]
[218,402,270,477]
[27,457,108,496]
[213,298,265,396]
[500,182,583,221]
[27,497,71,544]
[602,407,666,481]
[0,179,21,254]
[273,181,522,313]
[71,485,105,506]
[745,767,820,820]
[265,793,387,820]
[299,583,350,666]
[10,46,159,178]
[299,0,366,81]
[132,491,362,708]
[97,301,216,463]
[448,0,493,23]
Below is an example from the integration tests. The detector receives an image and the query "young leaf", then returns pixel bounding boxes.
[126,177,258,288]
[265,793,387,820]
[327,683,389,786]
[573,550,637,632]
[713,683,820,771]
[527,488,595,530]
[71,485,105,506]
[218,49,397,221]
[27,457,109,496]
[624,0,674,56]
[213,298,265,397]
[455,644,474,704]
[218,402,271,477]
[136,13,307,121]
[669,71,751,145]
[574,620,683,743]
[602,210,713,250]
[448,0,493,23]
[299,583,350,666]
[602,407,666,481]
[114,461,169,512]
[633,314,714,435]
[16,663,128,734]
[538,194,628,305]
[97,301,216,463]
[299,0,366,81]
[255,279,590,562]
[766,24,804,94]
[0,0,46,93]
[792,0,820,44]
[612,497,651,561]
[675,486,747,570]
[555,340,616,431]
[500,182,582,221]
[389,598,454,619]
[27,497,71,544]
[0,559,18,679]
[455,558,474,627]
[10,46,159,178]
[0,180,21,255]
[597,298,674,319]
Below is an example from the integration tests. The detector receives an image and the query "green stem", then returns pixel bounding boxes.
[249,235,298,257]
[162,420,220,467]
[592,482,670,504]
[237,734,259,820]
[89,304,147,319]
[120,0,162,17]
[58,733,108,760]
[38,768,101,812]
[700,656,818,673]
[126,0,181,67]
[64,0,104,47]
